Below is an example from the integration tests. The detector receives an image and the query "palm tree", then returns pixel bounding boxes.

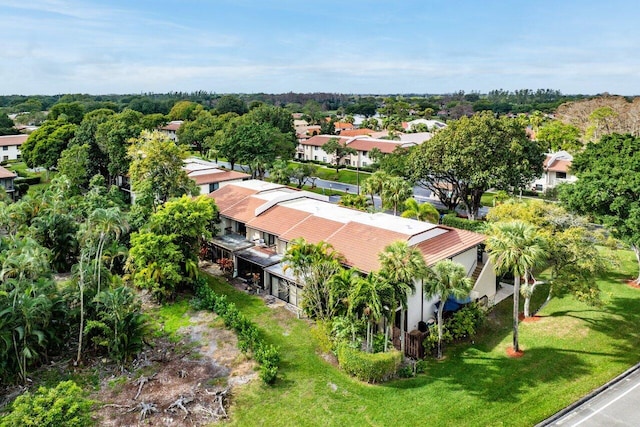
[361,171,389,208]
[486,220,548,353]
[382,177,412,216]
[283,238,345,319]
[423,260,473,359]
[349,273,390,352]
[87,207,129,295]
[401,198,440,223]
[378,241,427,355]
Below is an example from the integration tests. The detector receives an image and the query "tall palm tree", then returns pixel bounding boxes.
[401,198,440,223]
[378,241,427,355]
[87,207,128,295]
[283,238,345,319]
[382,177,412,216]
[349,272,390,352]
[486,220,548,353]
[423,260,473,359]
[361,171,389,208]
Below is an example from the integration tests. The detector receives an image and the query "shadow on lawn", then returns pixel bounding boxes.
[386,346,591,403]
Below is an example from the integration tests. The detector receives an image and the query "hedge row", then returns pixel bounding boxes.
[15,176,41,185]
[336,343,402,383]
[194,280,280,384]
[441,214,486,233]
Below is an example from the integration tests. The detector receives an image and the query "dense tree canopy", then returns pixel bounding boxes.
[408,112,545,219]
[21,119,77,169]
[559,133,640,283]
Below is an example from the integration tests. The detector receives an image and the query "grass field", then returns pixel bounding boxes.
[198,249,640,426]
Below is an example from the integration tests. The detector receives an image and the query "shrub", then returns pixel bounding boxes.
[14,176,41,185]
[193,280,280,385]
[397,365,415,378]
[336,344,401,383]
[441,214,486,232]
[310,320,334,353]
[448,303,485,340]
[1,380,94,427]
[415,359,428,374]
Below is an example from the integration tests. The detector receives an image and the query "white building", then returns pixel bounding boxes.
[0,134,27,161]
[531,151,577,192]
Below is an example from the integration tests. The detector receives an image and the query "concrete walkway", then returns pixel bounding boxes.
[492,283,514,306]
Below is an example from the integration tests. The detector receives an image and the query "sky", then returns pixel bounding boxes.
[1,0,638,95]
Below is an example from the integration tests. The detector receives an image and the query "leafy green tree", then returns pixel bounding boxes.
[48,102,85,124]
[401,198,440,223]
[21,119,77,170]
[559,133,640,284]
[177,110,236,154]
[0,113,19,135]
[246,104,297,144]
[128,130,198,211]
[215,95,247,115]
[126,232,183,301]
[72,108,115,179]
[349,272,391,352]
[282,238,346,320]
[95,109,144,184]
[322,138,356,174]
[409,112,545,219]
[140,113,168,130]
[486,221,548,352]
[268,160,291,185]
[57,144,90,192]
[168,100,203,121]
[536,120,582,153]
[378,241,427,355]
[423,260,472,359]
[290,163,317,188]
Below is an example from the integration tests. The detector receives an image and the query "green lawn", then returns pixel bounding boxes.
[199,249,640,426]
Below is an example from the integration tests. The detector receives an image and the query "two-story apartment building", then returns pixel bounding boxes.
[297,135,419,167]
[0,134,28,161]
[207,180,498,346]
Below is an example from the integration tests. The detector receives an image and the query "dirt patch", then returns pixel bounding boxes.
[521,315,544,323]
[626,279,640,289]
[506,346,525,358]
[92,307,257,426]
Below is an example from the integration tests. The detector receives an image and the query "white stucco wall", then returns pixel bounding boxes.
[452,248,477,276]
[0,145,21,161]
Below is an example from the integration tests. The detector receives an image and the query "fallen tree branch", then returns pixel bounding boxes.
[133,373,157,400]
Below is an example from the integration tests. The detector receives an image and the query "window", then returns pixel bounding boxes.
[2,156,7,161]
[362,162,367,167]
[314,156,318,161]
[322,157,327,162]
[556,171,567,179]
[236,222,246,235]
[2,146,7,151]
[208,182,219,193]
[314,146,319,151]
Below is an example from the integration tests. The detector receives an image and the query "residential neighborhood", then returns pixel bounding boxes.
[1,1,640,426]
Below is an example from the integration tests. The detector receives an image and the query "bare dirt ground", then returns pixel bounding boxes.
[92,301,258,426]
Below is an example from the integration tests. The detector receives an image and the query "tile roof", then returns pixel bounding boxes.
[159,121,183,131]
[0,165,17,179]
[278,215,345,244]
[221,196,267,223]
[189,170,249,185]
[347,138,404,154]
[339,129,375,137]
[415,226,486,266]
[247,205,312,235]
[326,221,409,273]
[302,135,349,147]
[208,185,257,211]
[544,159,571,173]
[0,134,28,147]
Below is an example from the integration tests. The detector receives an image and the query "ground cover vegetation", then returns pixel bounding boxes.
[2,92,640,424]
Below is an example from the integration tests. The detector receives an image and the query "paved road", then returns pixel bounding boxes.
[541,364,640,427]
[215,161,488,217]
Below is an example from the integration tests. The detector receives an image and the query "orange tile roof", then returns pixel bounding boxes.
[190,170,250,185]
[247,206,312,235]
[303,135,349,147]
[278,215,345,244]
[222,196,267,223]
[0,134,27,147]
[0,165,16,179]
[415,226,486,266]
[347,138,402,154]
[208,185,257,211]
[339,129,374,137]
[326,222,409,273]
[544,158,571,173]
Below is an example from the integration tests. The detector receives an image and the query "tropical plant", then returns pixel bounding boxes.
[423,260,473,359]
[401,198,440,223]
[485,220,548,352]
[377,241,427,355]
